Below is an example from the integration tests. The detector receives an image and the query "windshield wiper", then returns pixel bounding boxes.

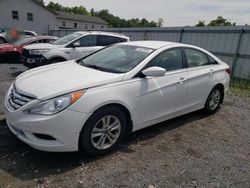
[82,63,111,72]
[79,61,123,73]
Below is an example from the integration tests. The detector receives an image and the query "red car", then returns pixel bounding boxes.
[0,36,58,63]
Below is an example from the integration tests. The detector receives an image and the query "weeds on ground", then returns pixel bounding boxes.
[229,79,250,99]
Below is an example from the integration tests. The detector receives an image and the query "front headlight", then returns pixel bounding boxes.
[29,49,49,55]
[23,90,85,115]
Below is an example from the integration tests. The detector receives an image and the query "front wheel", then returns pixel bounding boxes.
[79,106,127,156]
[204,86,223,114]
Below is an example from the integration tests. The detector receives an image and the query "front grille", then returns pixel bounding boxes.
[8,86,34,110]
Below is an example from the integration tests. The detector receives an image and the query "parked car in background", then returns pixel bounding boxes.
[22,31,130,68]
[0,36,58,63]
[0,29,37,44]
[5,41,230,156]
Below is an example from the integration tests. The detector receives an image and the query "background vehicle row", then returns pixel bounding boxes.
[0,36,58,63]
[22,31,130,68]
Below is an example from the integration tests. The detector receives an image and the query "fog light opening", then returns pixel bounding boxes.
[34,133,56,141]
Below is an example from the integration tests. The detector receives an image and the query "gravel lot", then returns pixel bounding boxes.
[0,64,249,188]
[0,64,27,115]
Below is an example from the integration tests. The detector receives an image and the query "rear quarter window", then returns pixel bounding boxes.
[207,55,219,65]
[98,35,123,46]
[116,37,128,42]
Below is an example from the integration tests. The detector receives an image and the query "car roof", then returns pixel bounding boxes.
[22,36,58,41]
[32,35,59,39]
[118,40,177,49]
[73,31,129,39]
[22,30,38,36]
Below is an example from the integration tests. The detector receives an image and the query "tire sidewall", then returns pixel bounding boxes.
[79,106,127,156]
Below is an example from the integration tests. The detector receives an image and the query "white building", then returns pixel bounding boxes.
[0,0,108,35]
[55,11,108,30]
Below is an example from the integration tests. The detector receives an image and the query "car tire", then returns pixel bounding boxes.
[49,57,66,64]
[0,37,5,44]
[204,86,223,114]
[79,106,127,156]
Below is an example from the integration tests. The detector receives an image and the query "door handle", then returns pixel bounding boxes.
[209,69,214,74]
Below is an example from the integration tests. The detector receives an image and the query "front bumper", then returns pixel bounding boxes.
[5,97,91,152]
[21,52,49,68]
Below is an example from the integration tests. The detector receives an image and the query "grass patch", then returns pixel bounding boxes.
[229,79,250,98]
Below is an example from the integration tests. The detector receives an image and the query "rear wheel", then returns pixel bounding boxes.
[204,86,223,114]
[79,106,127,156]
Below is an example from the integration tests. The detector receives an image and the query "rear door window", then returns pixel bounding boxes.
[184,48,209,67]
[75,35,97,47]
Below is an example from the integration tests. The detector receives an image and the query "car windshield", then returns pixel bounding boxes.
[13,37,34,46]
[79,45,154,73]
[53,33,82,45]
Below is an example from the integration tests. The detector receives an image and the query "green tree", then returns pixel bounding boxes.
[47,2,90,15]
[92,9,158,28]
[196,20,205,27]
[150,21,157,27]
[208,16,236,26]
[47,2,63,11]
[90,8,95,16]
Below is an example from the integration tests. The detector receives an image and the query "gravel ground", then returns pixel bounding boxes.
[0,64,249,188]
[0,64,27,115]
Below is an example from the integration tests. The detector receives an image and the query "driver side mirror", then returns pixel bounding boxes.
[73,42,80,48]
[142,67,166,77]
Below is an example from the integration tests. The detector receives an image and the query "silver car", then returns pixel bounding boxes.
[22,31,130,68]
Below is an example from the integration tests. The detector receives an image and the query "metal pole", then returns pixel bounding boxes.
[143,30,148,40]
[179,28,184,43]
[231,29,244,78]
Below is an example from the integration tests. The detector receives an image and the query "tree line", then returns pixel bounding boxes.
[90,9,161,27]
[36,1,239,28]
[196,16,236,27]
[44,1,160,28]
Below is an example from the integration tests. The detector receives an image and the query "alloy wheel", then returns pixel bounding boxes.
[209,89,221,110]
[91,115,121,150]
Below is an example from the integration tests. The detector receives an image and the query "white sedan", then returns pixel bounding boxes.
[5,41,230,156]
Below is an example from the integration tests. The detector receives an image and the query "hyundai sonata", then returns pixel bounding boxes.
[5,41,230,156]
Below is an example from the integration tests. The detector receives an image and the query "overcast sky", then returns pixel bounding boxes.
[43,0,250,26]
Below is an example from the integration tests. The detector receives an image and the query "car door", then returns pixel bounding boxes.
[66,35,101,59]
[132,48,188,129]
[183,48,215,109]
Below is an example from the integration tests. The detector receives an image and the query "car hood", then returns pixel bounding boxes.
[15,61,125,100]
[24,43,62,50]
